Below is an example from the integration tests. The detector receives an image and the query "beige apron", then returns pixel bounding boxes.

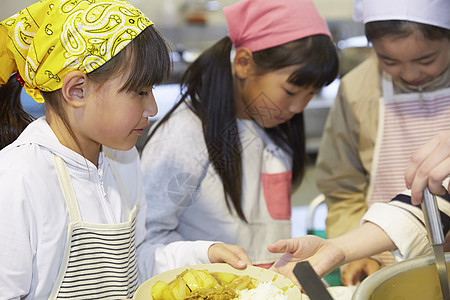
[49,151,139,300]
[368,74,450,265]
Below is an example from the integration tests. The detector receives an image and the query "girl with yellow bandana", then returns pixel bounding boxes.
[0,1,250,299]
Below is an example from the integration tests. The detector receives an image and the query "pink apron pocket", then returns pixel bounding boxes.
[261,171,292,220]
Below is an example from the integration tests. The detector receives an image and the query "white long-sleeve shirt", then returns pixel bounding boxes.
[141,102,293,264]
[0,118,212,299]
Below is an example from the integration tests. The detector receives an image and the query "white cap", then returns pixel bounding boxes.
[353,0,450,30]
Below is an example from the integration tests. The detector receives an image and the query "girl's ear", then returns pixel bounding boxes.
[61,71,89,107]
[233,47,254,79]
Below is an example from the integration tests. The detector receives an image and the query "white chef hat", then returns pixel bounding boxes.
[353,0,450,30]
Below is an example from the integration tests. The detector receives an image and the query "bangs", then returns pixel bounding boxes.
[287,36,339,89]
[86,25,171,92]
[253,35,339,89]
[120,25,171,92]
[365,20,450,42]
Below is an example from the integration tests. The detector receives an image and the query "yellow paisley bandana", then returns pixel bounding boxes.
[0,0,153,103]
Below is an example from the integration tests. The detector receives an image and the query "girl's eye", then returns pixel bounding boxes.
[382,60,397,66]
[284,89,296,96]
[138,91,149,96]
[419,59,435,65]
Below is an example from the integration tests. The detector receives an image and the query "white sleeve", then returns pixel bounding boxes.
[0,170,35,299]
[135,192,213,283]
[362,202,432,260]
[361,189,450,260]
[140,109,208,245]
[136,239,214,283]
[135,137,214,283]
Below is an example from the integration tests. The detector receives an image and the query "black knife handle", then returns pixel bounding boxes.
[293,261,334,300]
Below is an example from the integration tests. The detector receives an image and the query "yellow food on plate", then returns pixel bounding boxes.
[133,263,300,300]
[151,269,257,299]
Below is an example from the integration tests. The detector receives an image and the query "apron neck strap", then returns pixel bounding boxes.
[381,71,394,100]
[53,150,132,222]
[53,154,82,222]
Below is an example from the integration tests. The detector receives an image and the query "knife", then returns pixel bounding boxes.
[293,261,333,300]
[422,188,450,300]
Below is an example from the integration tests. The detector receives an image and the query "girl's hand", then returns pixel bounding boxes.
[405,131,450,205]
[268,235,345,285]
[208,243,252,269]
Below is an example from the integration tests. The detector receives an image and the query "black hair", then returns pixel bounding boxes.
[365,20,450,42]
[146,35,338,221]
[0,25,170,150]
[0,75,34,149]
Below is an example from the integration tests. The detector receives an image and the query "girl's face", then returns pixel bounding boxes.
[81,74,157,152]
[372,32,450,86]
[236,65,317,128]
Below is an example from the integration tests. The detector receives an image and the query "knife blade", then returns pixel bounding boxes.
[422,188,450,300]
[434,244,450,300]
[293,261,333,300]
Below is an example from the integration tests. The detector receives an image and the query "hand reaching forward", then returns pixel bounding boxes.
[267,235,345,285]
[208,243,252,269]
[267,223,395,286]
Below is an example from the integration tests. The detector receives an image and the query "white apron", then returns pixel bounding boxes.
[49,152,139,300]
[367,74,450,265]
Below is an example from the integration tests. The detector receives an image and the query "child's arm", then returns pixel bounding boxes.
[207,243,251,268]
[0,171,35,298]
[267,222,394,285]
[269,190,450,285]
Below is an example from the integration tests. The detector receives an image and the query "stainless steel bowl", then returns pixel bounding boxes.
[353,253,450,299]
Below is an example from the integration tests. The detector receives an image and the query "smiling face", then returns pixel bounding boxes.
[372,32,450,86]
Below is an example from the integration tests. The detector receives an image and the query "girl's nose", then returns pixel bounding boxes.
[399,64,421,84]
[289,95,312,114]
[144,91,158,118]
[289,102,303,114]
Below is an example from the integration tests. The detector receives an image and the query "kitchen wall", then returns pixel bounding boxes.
[1,0,356,25]
[2,1,363,54]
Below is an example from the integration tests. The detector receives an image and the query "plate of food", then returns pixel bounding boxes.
[133,263,302,299]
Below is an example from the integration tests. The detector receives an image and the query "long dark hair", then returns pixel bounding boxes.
[365,20,450,42]
[146,35,338,221]
[0,75,34,149]
[0,25,170,151]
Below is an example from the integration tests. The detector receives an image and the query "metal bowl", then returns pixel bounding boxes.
[352,253,450,299]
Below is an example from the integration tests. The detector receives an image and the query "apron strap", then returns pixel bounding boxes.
[381,72,394,100]
[53,154,82,222]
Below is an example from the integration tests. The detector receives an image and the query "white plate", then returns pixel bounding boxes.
[301,286,357,300]
[134,263,302,299]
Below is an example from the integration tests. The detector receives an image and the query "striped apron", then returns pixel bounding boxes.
[367,74,450,265]
[49,153,139,300]
[368,75,450,205]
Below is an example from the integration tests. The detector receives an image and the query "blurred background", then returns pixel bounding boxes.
[2,0,373,154]
[2,0,374,238]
